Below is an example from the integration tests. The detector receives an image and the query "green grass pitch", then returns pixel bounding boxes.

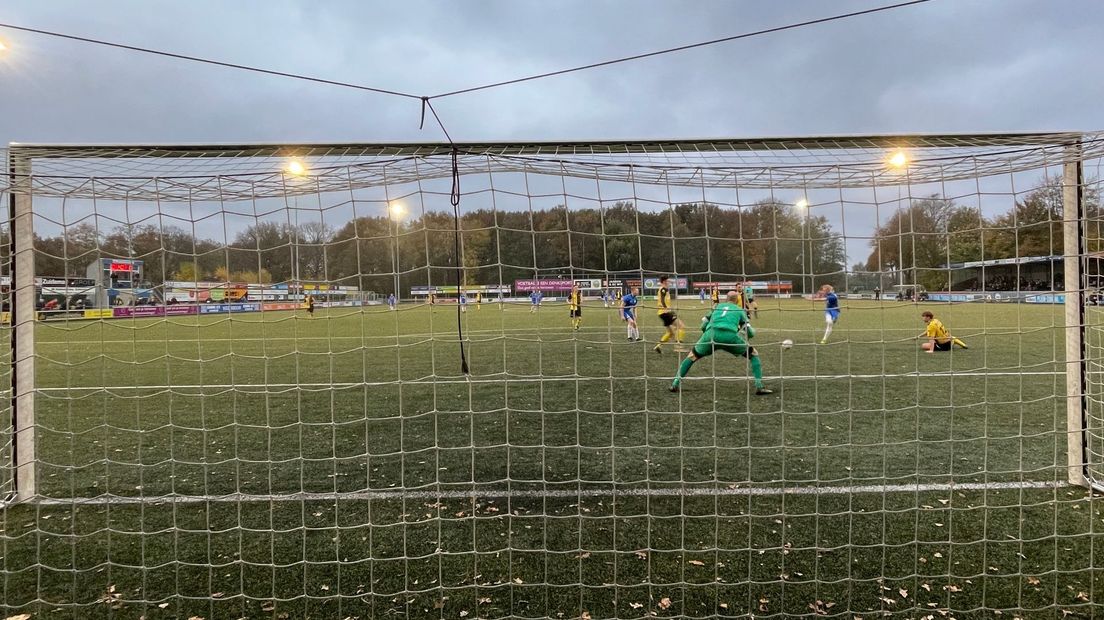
[3,298,1102,619]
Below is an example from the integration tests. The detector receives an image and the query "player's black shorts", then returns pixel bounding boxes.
[933,340,952,352]
[659,311,677,327]
[570,308,582,318]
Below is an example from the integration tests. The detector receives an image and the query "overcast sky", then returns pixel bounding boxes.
[1,0,1101,265]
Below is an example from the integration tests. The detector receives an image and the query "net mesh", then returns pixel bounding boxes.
[2,133,1104,618]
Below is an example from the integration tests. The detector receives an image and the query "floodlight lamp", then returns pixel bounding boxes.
[286,159,306,176]
[888,150,908,168]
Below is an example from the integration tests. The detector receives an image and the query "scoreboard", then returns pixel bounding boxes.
[88,258,143,289]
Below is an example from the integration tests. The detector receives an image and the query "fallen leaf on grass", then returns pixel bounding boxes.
[629,602,643,609]
[1027,576,1041,586]
[687,560,705,566]
[158,602,170,609]
[658,597,672,610]
[5,615,32,620]
[899,588,908,599]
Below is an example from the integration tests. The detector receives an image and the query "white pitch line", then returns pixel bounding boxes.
[29,479,1067,506]
[31,325,1067,346]
[28,370,1070,393]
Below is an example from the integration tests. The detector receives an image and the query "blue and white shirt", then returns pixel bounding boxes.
[621,293,638,320]
[825,291,840,322]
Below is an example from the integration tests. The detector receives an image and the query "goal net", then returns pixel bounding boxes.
[2,134,1104,618]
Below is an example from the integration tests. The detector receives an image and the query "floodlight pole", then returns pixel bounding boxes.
[390,217,400,301]
[8,147,35,502]
[1063,141,1089,488]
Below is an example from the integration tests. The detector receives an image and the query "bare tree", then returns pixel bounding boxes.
[297,221,333,281]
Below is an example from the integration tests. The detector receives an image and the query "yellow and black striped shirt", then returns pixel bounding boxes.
[569,290,581,310]
[925,318,950,343]
[657,288,672,315]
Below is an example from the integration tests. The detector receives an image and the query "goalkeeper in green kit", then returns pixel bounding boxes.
[670,290,773,395]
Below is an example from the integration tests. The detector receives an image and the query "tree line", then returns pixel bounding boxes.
[28,176,1092,295]
[863,176,1100,290]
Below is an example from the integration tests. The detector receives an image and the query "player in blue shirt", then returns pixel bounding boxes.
[529,290,542,313]
[621,287,641,341]
[821,284,840,344]
[387,293,397,311]
[743,284,758,319]
[699,288,706,305]
[459,293,468,313]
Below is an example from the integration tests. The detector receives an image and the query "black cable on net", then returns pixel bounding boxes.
[0,0,933,111]
[0,22,421,100]
[0,0,935,376]
[422,98,469,374]
[428,0,932,99]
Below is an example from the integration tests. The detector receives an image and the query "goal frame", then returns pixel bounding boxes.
[3,132,1095,503]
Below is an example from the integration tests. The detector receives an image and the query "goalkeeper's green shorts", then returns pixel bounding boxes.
[691,329,749,358]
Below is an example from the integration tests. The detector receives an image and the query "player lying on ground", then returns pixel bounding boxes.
[670,291,772,395]
[920,311,968,352]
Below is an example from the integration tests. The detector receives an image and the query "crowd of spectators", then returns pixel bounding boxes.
[958,276,1059,291]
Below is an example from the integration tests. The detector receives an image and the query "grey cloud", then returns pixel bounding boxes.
[1,0,1099,266]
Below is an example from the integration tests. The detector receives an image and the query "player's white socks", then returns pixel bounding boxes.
[822,322,833,342]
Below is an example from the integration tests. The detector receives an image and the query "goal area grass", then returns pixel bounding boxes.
[2,298,1099,619]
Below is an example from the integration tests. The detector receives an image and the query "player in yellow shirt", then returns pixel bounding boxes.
[710,286,720,308]
[732,288,744,309]
[920,311,968,352]
[475,291,482,309]
[569,284,583,331]
[653,275,686,353]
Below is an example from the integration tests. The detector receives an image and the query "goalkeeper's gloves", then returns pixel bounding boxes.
[745,324,756,339]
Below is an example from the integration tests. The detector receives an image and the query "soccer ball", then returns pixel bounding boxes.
[781,339,794,349]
